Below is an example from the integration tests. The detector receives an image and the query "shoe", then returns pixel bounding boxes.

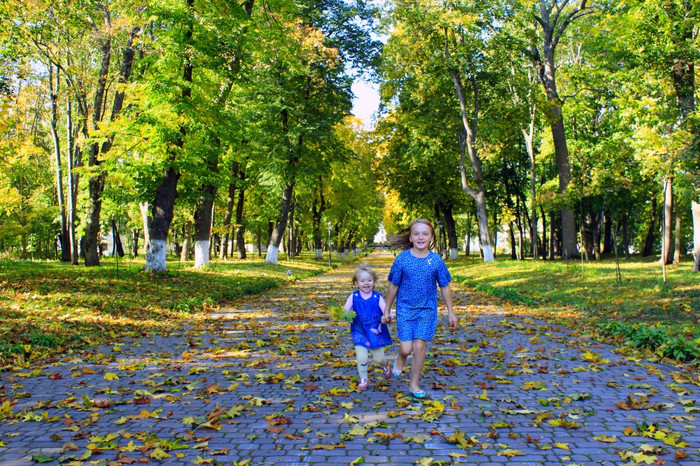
[383,364,393,379]
[408,388,427,399]
[357,378,369,391]
[392,361,402,378]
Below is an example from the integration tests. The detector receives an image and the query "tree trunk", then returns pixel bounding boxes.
[540,206,548,259]
[288,201,296,259]
[642,196,658,257]
[445,39,494,262]
[131,230,139,256]
[235,170,246,259]
[661,177,674,265]
[312,183,325,259]
[622,211,630,260]
[66,97,80,265]
[82,28,112,266]
[442,204,459,260]
[265,105,300,265]
[692,200,700,272]
[549,211,556,260]
[602,210,613,255]
[193,181,217,269]
[509,222,518,260]
[265,182,295,264]
[139,202,151,253]
[144,0,192,271]
[523,111,539,260]
[593,210,602,261]
[582,212,593,261]
[111,219,124,257]
[83,23,139,266]
[219,163,239,260]
[48,64,70,262]
[180,221,192,262]
[145,165,181,271]
[673,212,681,264]
[531,1,593,260]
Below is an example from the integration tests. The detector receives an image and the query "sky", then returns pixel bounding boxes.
[351,79,380,128]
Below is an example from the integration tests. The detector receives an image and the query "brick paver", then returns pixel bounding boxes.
[0,251,698,465]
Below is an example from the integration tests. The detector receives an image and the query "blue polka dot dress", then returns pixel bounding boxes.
[349,292,392,349]
[387,250,452,342]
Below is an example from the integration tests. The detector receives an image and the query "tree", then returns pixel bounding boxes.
[529,0,597,259]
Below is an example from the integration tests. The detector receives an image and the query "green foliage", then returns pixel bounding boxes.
[597,321,699,363]
[328,301,356,322]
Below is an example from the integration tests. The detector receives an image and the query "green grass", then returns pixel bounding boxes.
[0,251,362,365]
[450,254,699,365]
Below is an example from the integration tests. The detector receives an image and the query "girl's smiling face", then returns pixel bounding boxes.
[356,270,375,293]
[410,222,433,252]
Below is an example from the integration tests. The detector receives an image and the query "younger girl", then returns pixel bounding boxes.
[382,219,457,398]
[343,263,393,391]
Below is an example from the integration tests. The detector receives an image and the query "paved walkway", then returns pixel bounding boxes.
[0,251,698,465]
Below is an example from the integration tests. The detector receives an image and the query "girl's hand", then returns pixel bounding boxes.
[381,312,392,324]
[448,312,458,332]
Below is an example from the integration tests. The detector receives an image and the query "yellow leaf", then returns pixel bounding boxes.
[594,434,617,443]
[104,372,120,381]
[148,448,172,460]
[554,443,569,450]
[497,448,523,457]
[477,389,490,400]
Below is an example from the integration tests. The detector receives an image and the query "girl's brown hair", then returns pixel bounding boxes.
[387,219,436,251]
[352,262,378,288]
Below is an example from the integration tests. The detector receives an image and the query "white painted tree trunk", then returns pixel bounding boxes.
[315,248,323,259]
[449,248,459,260]
[144,239,167,272]
[482,244,495,262]
[265,245,279,264]
[194,240,210,269]
[139,202,151,251]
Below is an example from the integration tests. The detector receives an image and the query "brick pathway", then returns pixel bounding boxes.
[0,251,698,465]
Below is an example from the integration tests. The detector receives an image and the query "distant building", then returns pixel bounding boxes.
[373,223,387,244]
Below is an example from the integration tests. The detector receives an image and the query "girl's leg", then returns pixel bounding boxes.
[370,347,387,366]
[394,340,414,372]
[371,348,393,378]
[408,339,427,393]
[354,346,370,390]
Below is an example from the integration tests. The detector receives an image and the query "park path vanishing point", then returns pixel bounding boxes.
[0,250,698,466]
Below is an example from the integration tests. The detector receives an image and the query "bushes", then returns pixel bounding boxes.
[597,321,699,363]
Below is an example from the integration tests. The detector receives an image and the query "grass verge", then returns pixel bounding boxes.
[450,254,699,366]
[0,251,363,367]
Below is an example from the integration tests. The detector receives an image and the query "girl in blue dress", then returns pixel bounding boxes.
[343,263,394,391]
[382,219,457,398]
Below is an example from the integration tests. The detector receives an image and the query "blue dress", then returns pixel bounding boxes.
[350,291,392,349]
[387,250,452,342]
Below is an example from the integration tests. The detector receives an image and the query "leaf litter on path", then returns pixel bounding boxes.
[0,251,698,465]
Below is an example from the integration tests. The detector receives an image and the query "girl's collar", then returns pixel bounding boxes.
[409,248,430,258]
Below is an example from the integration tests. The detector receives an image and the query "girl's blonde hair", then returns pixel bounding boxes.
[387,219,436,251]
[352,262,378,288]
